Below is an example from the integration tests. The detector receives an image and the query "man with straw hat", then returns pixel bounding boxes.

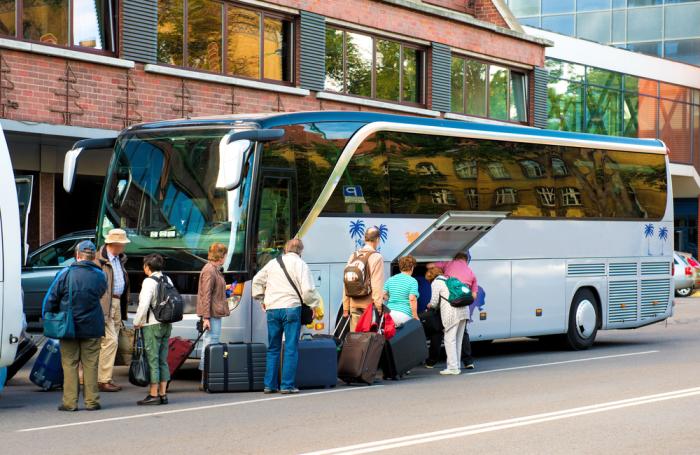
[96,228,131,392]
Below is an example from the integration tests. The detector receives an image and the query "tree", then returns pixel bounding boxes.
[658,226,669,256]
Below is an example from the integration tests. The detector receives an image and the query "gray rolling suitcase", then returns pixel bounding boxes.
[204,343,266,393]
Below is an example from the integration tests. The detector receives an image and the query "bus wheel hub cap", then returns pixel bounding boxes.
[576,300,596,339]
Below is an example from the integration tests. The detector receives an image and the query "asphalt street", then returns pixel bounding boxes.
[2,298,700,455]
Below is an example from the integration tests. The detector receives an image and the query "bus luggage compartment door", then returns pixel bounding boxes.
[396,211,508,262]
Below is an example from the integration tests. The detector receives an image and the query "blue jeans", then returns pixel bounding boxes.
[264,307,302,391]
[199,317,222,372]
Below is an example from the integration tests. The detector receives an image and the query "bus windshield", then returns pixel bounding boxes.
[98,127,252,272]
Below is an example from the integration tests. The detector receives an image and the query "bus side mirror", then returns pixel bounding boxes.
[217,138,251,191]
[219,129,285,191]
[63,137,116,193]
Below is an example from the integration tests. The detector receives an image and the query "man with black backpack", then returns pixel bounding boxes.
[133,254,183,405]
[342,227,385,331]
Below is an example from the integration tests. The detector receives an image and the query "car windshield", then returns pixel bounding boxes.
[99,128,253,272]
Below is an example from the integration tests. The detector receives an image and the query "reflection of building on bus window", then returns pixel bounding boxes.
[257,176,292,269]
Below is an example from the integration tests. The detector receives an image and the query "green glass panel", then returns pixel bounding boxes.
[465,60,487,117]
[587,66,622,89]
[324,28,344,92]
[402,47,421,103]
[376,39,400,101]
[489,65,508,121]
[547,78,585,132]
[586,86,623,136]
[346,32,372,98]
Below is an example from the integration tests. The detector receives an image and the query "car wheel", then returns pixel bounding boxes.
[565,289,599,351]
[676,287,693,297]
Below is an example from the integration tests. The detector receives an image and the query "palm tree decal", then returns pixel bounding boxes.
[643,224,654,256]
[349,220,365,248]
[375,224,389,243]
[658,226,669,255]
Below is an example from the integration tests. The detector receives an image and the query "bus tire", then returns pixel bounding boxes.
[565,289,599,350]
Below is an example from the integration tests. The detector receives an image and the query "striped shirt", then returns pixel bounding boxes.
[108,252,125,296]
[383,273,419,318]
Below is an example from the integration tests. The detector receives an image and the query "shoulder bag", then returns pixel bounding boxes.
[43,271,76,339]
[276,256,314,325]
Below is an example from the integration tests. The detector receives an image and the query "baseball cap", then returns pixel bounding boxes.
[77,240,97,253]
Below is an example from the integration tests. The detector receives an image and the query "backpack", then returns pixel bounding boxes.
[437,277,474,308]
[343,251,376,298]
[146,275,184,323]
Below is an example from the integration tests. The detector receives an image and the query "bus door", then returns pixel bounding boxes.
[250,168,304,342]
[396,211,511,340]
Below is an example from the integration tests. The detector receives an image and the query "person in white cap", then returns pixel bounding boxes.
[96,228,131,392]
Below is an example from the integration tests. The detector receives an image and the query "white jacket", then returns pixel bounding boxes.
[134,272,173,327]
[252,253,320,311]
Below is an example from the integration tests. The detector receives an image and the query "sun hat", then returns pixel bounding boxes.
[104,228,131,244]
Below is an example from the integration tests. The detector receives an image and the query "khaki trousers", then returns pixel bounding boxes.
[98,299,121,383]
[349,306,366,332]
[60,338,101,409]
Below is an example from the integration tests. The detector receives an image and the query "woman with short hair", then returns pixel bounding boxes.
[383,255,419,327]
[196,243,231,386]
[133,253,172,405]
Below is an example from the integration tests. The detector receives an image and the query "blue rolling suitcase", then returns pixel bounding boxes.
[30,339,63,391]
[295,335,338,389]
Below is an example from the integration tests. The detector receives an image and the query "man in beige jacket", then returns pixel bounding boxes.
[96,229,130,392]
[342,227,385,331]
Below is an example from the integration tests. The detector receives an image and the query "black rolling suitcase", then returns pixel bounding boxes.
[203,343,266,393]
[381,319,428,380]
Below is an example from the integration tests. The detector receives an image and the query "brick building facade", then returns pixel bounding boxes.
[3,0,549,249]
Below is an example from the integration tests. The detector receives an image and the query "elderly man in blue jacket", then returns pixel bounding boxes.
[43,240,107,411]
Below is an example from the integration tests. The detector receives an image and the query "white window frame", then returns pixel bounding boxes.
[488,162,511,179]
[520,159,545,178]
[417,162,440,175]
[455,159,478,179]
[552,157,569,177]
[536,187,556,207]
[495,187,517,205]
[431,189,456,205]
[560,187,582,206]
[465,188,479,209]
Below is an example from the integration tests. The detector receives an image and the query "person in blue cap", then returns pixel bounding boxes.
[43,240,107,411]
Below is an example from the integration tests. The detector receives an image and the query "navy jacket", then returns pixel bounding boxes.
[42,260,108,339]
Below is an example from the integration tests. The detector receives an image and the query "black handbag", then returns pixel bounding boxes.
[128,329,150,387]
[276,256,314,325]
[419,308,443,335]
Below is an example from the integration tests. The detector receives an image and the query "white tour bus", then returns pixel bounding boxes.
[0,124,24,367]
[63,111,673,351]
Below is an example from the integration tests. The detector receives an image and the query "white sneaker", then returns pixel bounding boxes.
[440,369,461,375]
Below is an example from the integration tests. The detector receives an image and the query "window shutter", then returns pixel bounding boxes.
[431,42,451,113]
[300,11,326,92]
[533,67,548,129]
[122,0,158,63]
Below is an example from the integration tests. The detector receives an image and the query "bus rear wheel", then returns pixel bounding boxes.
[565,289,599,350]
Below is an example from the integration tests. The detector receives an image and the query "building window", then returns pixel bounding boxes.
[495,188,518,206]
[157,1,293,83]
[431,189,456,205]
[451,55,528,123]
[325,27,424,105]
[552,157,569,176]
[455,160,477,179]
[3,0,117,51]
[465,188,479,209]
[537,187,557,207]
[560,187,582,206]
[520,159,545,178]
[416,162,439,176]
[487,162,511,180]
